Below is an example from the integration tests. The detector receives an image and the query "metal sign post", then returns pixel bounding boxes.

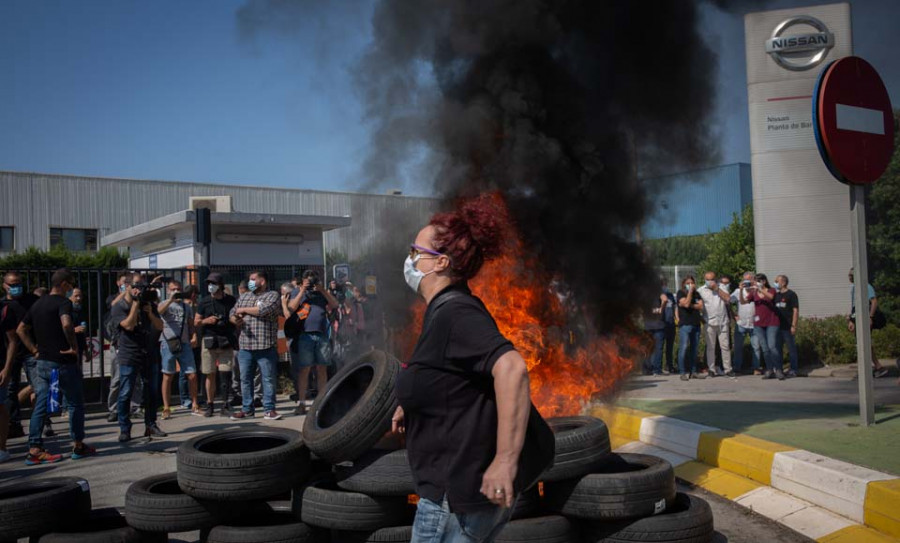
[849,185,874,425]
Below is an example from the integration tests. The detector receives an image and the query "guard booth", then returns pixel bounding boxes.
[101,196,351,290]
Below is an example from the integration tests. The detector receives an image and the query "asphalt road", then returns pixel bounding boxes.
[2,398,815,542]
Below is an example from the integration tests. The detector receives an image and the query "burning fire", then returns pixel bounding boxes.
[400,194,644,418]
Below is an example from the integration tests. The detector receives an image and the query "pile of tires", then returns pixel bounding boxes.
[0,477,164,542]
[498,415,715,543]
[116,349,410,543]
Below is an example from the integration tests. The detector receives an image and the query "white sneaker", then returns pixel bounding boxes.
[0,450,11,464]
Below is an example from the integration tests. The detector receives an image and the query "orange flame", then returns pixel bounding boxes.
[398,194,644,418]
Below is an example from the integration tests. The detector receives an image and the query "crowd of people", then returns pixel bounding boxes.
[0,267,372,465]
[643,267,889,381]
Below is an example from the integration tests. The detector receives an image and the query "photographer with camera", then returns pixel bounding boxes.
[158,280,199,419]
[110,273,166,442]
[195,273,237,417]
[286,270,338,416]
[229,270,282,421]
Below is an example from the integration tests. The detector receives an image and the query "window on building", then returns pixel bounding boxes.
[0,227,13,252]
[50,227,98,252]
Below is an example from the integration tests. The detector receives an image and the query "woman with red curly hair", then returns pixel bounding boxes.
[392,196,547,543]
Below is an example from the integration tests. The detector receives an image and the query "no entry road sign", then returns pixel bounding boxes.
[813,56,894,185]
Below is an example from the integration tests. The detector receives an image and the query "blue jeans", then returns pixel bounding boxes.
[663,324,676,372]
[118,362,160,434]
[777,329,799,372]
[237,347,278,413]
[29,360,85,448]
[755,326,782,374]
[677,325,700,375]
[648,328,666,374]
[733,324,762,372]
[411,496,512,543]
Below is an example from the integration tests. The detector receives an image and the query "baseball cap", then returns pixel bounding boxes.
[205,272,224,284]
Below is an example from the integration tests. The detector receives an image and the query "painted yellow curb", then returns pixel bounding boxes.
[591,405,652,442]
[674,461,763,500]
[865,479,900,538]
[697,430,795,486]
[609,434,633,451]
[817,524,900,543]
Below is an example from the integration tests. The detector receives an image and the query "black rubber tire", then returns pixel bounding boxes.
[495,515,578,543]
[336,525,413,543]
[177,427,310,501]
[510,486,542,520]
[0,476,92,541]
[543,453,675,521]
[205,510,318,543]
[302,350,400,464]
[37,507,165,543]
[335,449,414,496]
[301,480,413,531]
[542,416,611,482]
[581,493,714,543]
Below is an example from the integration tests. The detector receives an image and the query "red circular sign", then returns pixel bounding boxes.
[816,57,894,185]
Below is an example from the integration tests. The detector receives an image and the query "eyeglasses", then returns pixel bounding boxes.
[409,244,442,260]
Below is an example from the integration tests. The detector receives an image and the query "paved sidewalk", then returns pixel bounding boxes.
[619,367,900,475]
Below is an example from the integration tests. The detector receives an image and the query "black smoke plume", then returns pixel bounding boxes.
[357,0,722,329]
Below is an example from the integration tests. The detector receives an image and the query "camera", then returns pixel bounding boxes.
[171,291,185,300]
[131,283,159,303]
[304,271,320,288]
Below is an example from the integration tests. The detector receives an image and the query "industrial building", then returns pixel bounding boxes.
[0,171,438,269]
[642,163,752,239]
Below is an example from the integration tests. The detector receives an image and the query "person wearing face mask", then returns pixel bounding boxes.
[17,269,97,464]
[773,275,800,377]
[698,272,735,378]
[229,270,282,421]
[393,195,553,543]
[105,271,144,423]
[195,273,238,417]
[69,288,88,366]
[740,273,783,380]
[1,271,40,444]
[731,272,763,375]
[676,276,705,381]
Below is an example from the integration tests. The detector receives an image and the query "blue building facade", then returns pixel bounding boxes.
[642,163,752,239]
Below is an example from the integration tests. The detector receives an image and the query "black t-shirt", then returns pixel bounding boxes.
[774,290,799,331]
[676,289,702,327]
[22,294,76,364]
[110,299,158,365]
[197,294,237,345]
[1,293,39,364]
[396,283,515,513]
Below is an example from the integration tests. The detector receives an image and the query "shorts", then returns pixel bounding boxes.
[160,341,197,375]
[201,347,234,374]
[290,333,332,370]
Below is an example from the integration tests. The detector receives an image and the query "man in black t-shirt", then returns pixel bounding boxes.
[195,273,237,417]
[1,271,40,442]
[105,271,142,422]
[676,276,705,381]
[17,269,97,465]
[774,275,800,377]
[110,274,166,442]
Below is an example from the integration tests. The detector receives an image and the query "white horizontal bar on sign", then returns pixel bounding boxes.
[835,103,885,135]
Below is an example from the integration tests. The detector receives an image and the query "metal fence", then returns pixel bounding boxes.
[659,265,699,290]
[1,265,320,405]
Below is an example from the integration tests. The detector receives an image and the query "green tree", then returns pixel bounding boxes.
[698,204,755,282]
[0,245,127,270]
[868,110,900,324]
[646,234,712,266]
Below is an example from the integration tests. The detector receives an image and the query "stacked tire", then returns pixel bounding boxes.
[515,415,715,543]
[0,477,163,542]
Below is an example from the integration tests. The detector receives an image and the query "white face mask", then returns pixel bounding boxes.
[403,255,436,294]
[208,284,219,294]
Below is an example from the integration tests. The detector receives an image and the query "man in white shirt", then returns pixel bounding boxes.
[698,271,734,377]
[732,271,762,375]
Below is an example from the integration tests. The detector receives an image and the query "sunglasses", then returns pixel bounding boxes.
[409,244,442,260]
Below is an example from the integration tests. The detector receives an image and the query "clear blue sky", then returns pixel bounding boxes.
[1,0,897,196]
